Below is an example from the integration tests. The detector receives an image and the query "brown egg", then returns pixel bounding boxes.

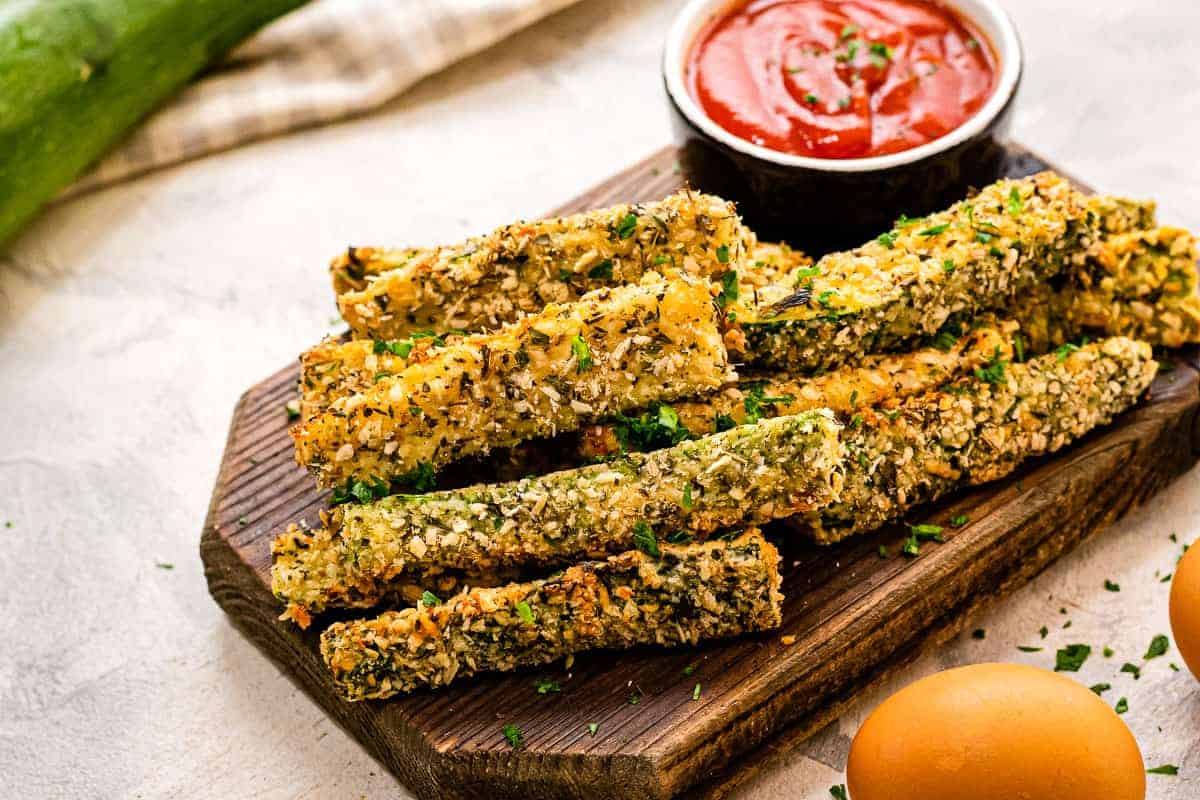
[1170,539,1200,680]
[847,663,1144,800]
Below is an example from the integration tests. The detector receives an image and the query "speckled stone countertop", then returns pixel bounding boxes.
[1,1,1196,797]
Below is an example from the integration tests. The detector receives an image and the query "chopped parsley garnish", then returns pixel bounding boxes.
[878,545,889,559]
[717,270,739,308]
[1115,697,1128,714]
[1007,186,1024,215]
[817,289,836,308]
[571,335,593,372]
[1054,342,1080,362]
[616,213,638,239]
[901,532,922,557]
[839,24,859,40]
[503,724,523,748]
[515,601,535,625]
[588,259,614,280]
[155,562,174,570]
[682,482,694,510]
[972,629,986,640]
[612,403,691,451]
[373,371,393,383]
[895,213,925,228]
[628,689,642,705]
[876,231,897,248]
[683,663,696,676]
[1103,646,1115,658]
[1017,645,1043,653]
[804,93,819,104]
[1144,634,1169,660]
[633,521,660,557]
[931,329,959,352]
[285,399,301,420]
[949,514,969,527]
[1104,579,1120,592]
[742,382,794,424]
[331,475,391,506]
[1120,662,1141,679]
[973,346,1007,384]
[1146,765,1179,776]
[714,413,738,432]
[1054,644,1091,672]
[587,722,599,736]
[975,230,994,244]
[692,683,702,700]
[1090,683,1111,695]
[1012,333,1025,363]
[919,223,949,237]
[535,679,561,694]
[909,523,944,542]
[869,42,893,60]
[420,590,441,607]
[716,244,731,264]
[830,785,849,800]
[1039,626,1049,639]
[837,96,851,110]
[942,259,955,272]
[666,530,693,545]
[374,338,414,358]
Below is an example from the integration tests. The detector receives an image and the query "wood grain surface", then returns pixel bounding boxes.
[201,144,1200,800]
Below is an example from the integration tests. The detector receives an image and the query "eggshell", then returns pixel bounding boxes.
[847,662,1144,800]
[1170,539,1200,680]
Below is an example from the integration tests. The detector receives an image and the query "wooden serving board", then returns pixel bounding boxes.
[202,144,1200,800]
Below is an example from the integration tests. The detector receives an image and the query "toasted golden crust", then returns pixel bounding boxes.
[319,531,782,700]
[806,337,1158,543]
[334,190,754,339]
[732,173,1095,371]
[293,274,733,488]
[274,410,840,617]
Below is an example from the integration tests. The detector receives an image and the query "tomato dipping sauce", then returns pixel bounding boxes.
[686,0,997,159]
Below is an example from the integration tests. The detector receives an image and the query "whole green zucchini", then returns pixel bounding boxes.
[0,0,309,246]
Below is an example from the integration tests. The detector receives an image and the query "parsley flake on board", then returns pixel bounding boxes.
[909,523,944,542]
[535,680,561,695]
[692,683,702,701]
[502,724,523,748]
[587,722,599,736]
[1054,644,1091,672]
[949,514,969,527]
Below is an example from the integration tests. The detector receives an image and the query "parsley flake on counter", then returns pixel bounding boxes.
[1144,634,1169,660]
[830,785,849,800]
[502,724,523,749]
[972,629,986,640]
[1090,683,1111,695]
[1039,626,1048,639]
[1120,662,1141,680]
[1115,697,1129,714]
[1017,645,1042,653]
[155,562,174,570]
[1104,579,1120,592]
[1146,765,1179,776]
[1103,646,1115,658]
[1054,644,1091,672]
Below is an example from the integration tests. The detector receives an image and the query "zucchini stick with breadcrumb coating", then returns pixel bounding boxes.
[732,172,1094,372]
[805,336,1158,544]
[292,274,734,488]
[335,190,754,340]
[274,411,840,619]
[320,530,783,700]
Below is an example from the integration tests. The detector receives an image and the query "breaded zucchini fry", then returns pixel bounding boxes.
[320,531,783,699]
[292,274,734,488]
[731,172,1093,371]
[805,336,1157,543]
[335,190,754,340]
[274,411,840,617]
[1015,226,1200,350]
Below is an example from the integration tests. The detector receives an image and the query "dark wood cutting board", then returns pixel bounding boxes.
[201,143,1200,800]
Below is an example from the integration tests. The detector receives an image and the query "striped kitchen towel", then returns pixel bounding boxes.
[66,0,580,196]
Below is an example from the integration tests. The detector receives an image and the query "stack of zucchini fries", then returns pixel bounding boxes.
[276,177,1198,701]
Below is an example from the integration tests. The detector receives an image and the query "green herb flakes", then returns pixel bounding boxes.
[535,680,561,695]
[571,335,593,372]
[503,723,523,748]
[588,722,599,736]
[949,514,969,527]
[1120,662,1141,680]
[1090,683,1111,695]
[420,590,441,607]
[1054,644,1091,672]
[692,683,702,701]
[616,213,637,239]
[515,600,535,625]
[588,259,614,280]
[633,521,660,558]
[1146,765,1179,776]
[1104,579,1120,592]
[1115,697,1128,714]
[1144,635,1169,660]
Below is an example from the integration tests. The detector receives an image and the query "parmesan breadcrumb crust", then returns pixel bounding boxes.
[273,410,840,618]
[293,274,733,488]
[732,173,1094,371]
[806,336,1158,543]
[335,190,754,339]
[320,531,782,700]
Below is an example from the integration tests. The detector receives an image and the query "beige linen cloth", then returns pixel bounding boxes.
[66,0,580,196]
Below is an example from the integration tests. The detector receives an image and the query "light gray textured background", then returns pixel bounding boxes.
[1,1,1197,797]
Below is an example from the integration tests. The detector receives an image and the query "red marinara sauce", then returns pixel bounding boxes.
[686,0,997,159]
